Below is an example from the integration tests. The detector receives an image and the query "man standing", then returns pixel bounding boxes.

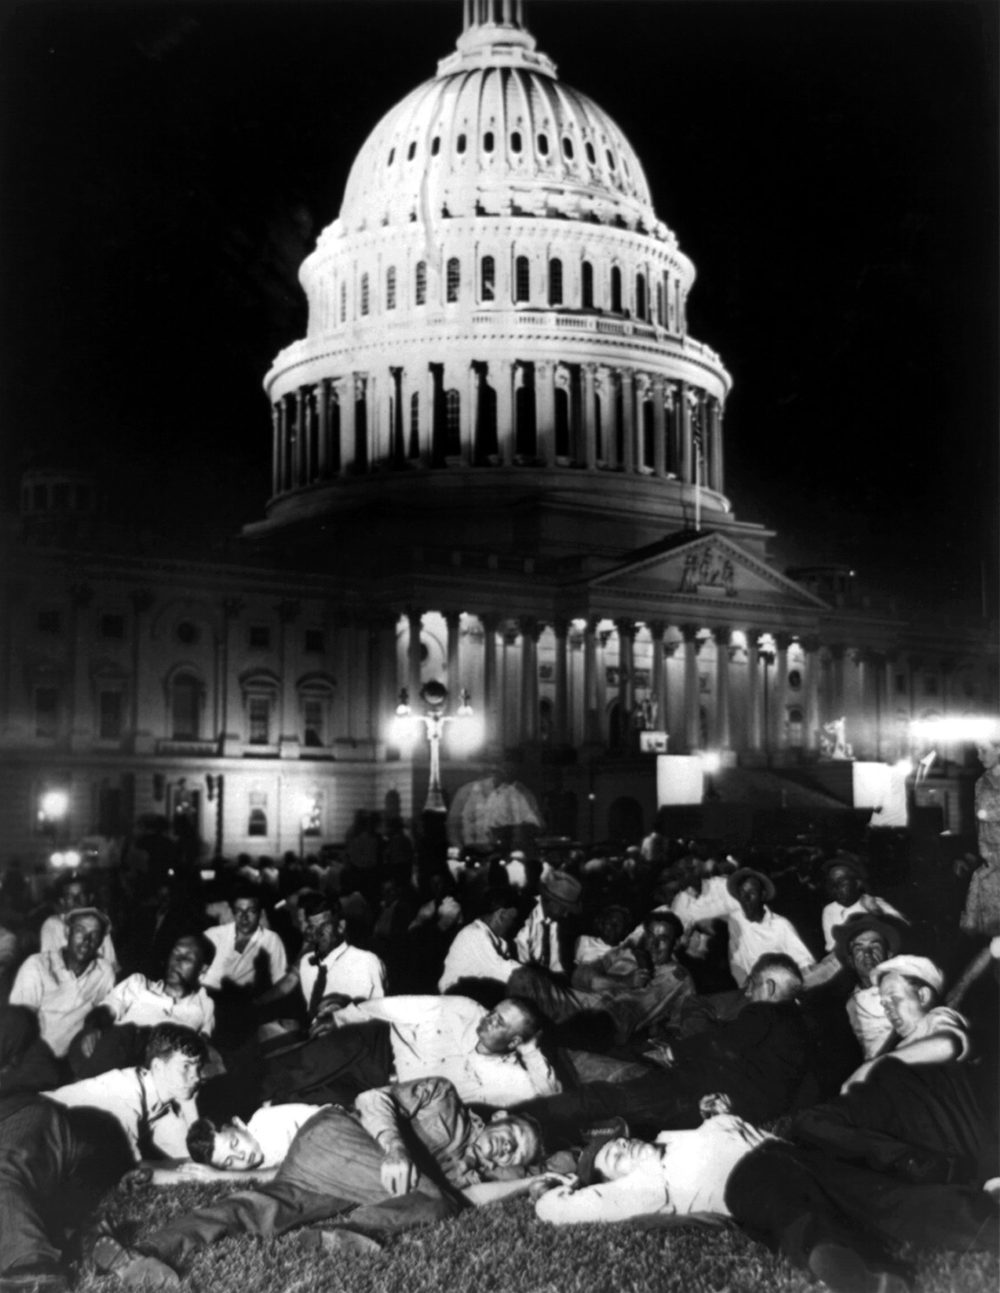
[201,892,287,996]
[97,1076,545,1288]
[515,872,581,976]
[10,908,117,1060]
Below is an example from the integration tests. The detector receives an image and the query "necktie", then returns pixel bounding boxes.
[307,956,328,1019]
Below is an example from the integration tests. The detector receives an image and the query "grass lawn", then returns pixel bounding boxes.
[75,1177,999,1293]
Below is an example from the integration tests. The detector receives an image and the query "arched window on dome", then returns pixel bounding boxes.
[548,259,563,307]
[585,141,596,165]
[511,131,522,154]
[537,133,549,156]
[610,266,622,314]
[340,282,347,323]
[409,393,420,458]
[562,136,574,160]
[481,256,495,302]
[415,261,427,306]
[444,389,461,456]
[407,141,417,161]
[431,136,440,156]
[360,273,370,316]
[606,149,616,171]
[656,281,664,326]
[457,133,467,154]
[446,258,460,303]
[642,399,655,469]
[582,260,594,309]
[515,256,530,303]
[386,266,396,311]
[635,272,647,321]
[483,131,494,154]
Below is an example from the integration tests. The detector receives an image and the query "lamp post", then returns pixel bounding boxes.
[392,680,477,814]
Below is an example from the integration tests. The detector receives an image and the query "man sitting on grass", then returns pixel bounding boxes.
[95,1075,550,1288]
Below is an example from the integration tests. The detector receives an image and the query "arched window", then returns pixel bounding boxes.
[446,257,460,303]
[340,281,346,323]
[562,136,574,159]
[635,272,647,320]
[515,255,530,303]
[415,261,427,306]
[431,136,440,156]
[585,141,596,164]
[582,260,594,308]
[483,131,494,153]
[444,389,461,456]
[171,674,201,740]
[548,258,563,306]
[457,133,467,154]
[511,131,522,153]
[407,141,416,161]
[360,273,370,316]
[386,266,396,310]
[656,281,664,325]
[787,707,805,749]
[611,266,622,313]
[537,133,549,156]
[248,808,268,837]
[481,255,495,301]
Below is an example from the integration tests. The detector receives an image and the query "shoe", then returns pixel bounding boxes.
[0,1268,68,1293]
[808,1242,911,1293]
[295,1227,383,1257]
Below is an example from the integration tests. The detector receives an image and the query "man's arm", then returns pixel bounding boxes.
[333,994,442,1029]
[535,1175,668,1225]
[8,957,44,1011]
[354,1085,421,1195]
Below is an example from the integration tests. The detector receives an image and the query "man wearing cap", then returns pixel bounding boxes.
[39,874,118,971]
[515,871,581,977]
[10,908,116,1060]
[832,913,901,1060]
[821,855,906,953]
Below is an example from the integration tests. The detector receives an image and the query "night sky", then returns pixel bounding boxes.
[0,0,996,611]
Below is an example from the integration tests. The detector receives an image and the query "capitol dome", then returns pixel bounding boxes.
[254,0,734,562]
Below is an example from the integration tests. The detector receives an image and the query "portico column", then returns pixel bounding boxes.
[681,623,701,753]
[553,619,569,745]
[620,370,635,474]
[802,635,821,752]
[710,398,724,492]
[713,626,731,749]
[829,643,847,718]
[679,381,692,483]
[445,611,461,688]
[582,364,597,469]
[494,359,514,463]
[463,362,477,464]
[652,379,666,478]
[650,620,666,733]
[482,614,500,747]
[406,609,423,703]
[316,380,330,477]
[339,376,356,473]
[535,361,555,463]
[595,368,611,467]
[271,404,281,492]
[745,630,762,752]
[616,619,635,741]
[773,632,791,750]
[519,618,540,742]
[583,616,600,742]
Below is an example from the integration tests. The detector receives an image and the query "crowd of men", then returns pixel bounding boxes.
[0,811,997,1293]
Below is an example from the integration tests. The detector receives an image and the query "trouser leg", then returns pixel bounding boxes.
[260,1021,392,1104]
[518,1072,695,1148]
[0,1098,85,1275]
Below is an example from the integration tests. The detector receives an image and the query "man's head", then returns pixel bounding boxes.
[298,892,345,959]
[57,874,90,915]
[834,914,901,987]
[480,887,520,941]
[642,911,683,967]
[726,868,774,923]
[823,856,868,907]
[469,1110,542,1174]
[594,905,632,949]
[743,953,803,1003]
[145,1023,209,1104]
[188,1116,264,1171]
[232,892,262,941]
[585,1136,666,1187]
[873,955,944,1039]
[63,909,108,972]
[538,871,582,922]
[976,740,1000,771]
[474,997,544,1055]
[165,933,215,990]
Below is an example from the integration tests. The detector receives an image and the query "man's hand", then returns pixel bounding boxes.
[528,1172,576,1201]
[380,1145,419,1196]
[698,1092,732,1120]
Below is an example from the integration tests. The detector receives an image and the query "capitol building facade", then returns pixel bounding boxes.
[1,1,994,865]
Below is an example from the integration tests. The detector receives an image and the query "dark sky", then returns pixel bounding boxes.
[0,0,996,610]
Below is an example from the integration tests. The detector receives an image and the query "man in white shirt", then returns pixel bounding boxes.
[832,914,901,1060]
[515,871,581,977]
[97,934,216,1035]
[671,867,815,988]
[820,856,907,952]
[201,892,287,994]
[263,993,560,1109]
[438,887,522,993]
[47,1023,208,1162]
[39,874,118,971]
[10,907,117,1058]
[295,894,385,1020]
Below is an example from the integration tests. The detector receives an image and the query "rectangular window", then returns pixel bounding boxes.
[446,258,460,303]
[303,699,324,747]
[249,625,270,649]
[100,614,126,639]
[249,697,270,744]
[304,629,325,653]
[38,610,61,634]
[35,687,59,737]
[99,690,124,739]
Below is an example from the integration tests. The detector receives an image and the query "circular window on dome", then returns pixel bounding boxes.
[483,131,494,153]
[606,149,616,170]
[511,131,522,154]
[537,133,549,156]
[176,620,200,646]
[562,136,574,160]
[456,133,466,154]
[585,141,596,165]
[407,141,417,161]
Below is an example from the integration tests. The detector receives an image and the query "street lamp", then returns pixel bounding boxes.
[37,788,69,839]
[391,680,479,813]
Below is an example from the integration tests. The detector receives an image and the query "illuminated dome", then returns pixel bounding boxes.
[255,0,734,561]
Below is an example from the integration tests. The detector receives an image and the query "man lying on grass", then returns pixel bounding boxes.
[95,1075,553,1288]
[534,1102,999,1293]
